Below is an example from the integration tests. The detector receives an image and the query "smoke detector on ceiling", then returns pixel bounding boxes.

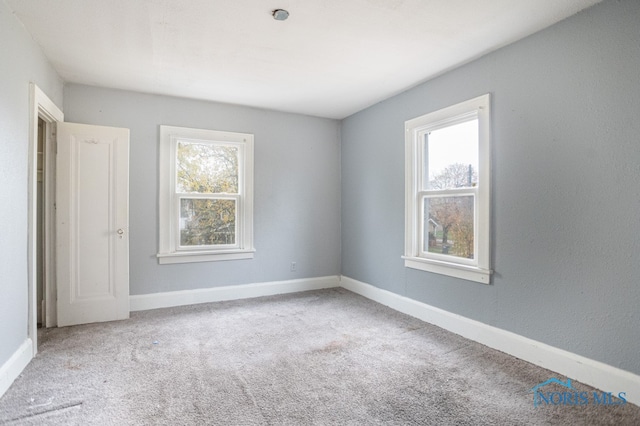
[272,9,289,21]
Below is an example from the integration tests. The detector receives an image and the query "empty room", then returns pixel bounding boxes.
[1,0,639,424]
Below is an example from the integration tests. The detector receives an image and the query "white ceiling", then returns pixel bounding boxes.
[9,0,601,119]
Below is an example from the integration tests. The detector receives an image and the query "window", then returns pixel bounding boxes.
[158,126,254,264]
[403,94,491,283]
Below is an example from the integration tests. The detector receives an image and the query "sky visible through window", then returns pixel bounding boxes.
[426,119,478,182]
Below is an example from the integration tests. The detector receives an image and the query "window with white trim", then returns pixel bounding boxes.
[158,126,254,264]
[403,94,491,283]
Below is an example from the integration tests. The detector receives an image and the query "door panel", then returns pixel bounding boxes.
[56,122,129,327]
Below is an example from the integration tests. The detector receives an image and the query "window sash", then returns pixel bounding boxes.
[175,194,240,251]
[419,118,479,191]
[174,138,244,195]
[172,137,244,252]
[417,190,477,266]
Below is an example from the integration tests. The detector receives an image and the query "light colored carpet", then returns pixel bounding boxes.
[0,288,638,425]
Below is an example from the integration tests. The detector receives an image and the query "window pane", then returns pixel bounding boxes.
[180,198,236,246]
[424,119,478,190]
[423,195,474,259]
[177,142,238,193]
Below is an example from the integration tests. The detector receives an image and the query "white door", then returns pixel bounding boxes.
[56,122,130,327]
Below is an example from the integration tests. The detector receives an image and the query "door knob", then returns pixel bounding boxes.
[117,228,124,239]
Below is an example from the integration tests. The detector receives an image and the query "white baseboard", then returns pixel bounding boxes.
[340,276,640,407]
[0,339,33,399]
[130,275,340,312]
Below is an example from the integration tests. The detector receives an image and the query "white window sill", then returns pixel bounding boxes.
[402,256,491,284]
[157,249,255,264]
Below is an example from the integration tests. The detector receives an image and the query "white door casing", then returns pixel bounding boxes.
[56,122,130,327]
[29,84,63,353]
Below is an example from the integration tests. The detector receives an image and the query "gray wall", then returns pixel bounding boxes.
[63,85,341,295]
[0,1,63,365]
[341,0,640,375]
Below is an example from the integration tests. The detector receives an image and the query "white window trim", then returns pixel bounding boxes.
[403,94,492,284]
[158,125,255,264]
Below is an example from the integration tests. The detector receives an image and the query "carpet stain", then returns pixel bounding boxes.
[64,360,82,371]
[313,335,355,354]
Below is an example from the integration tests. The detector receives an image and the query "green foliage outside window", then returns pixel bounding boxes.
[177,142,239,246]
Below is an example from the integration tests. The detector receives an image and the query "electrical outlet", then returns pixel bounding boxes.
[290,262,296,272]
